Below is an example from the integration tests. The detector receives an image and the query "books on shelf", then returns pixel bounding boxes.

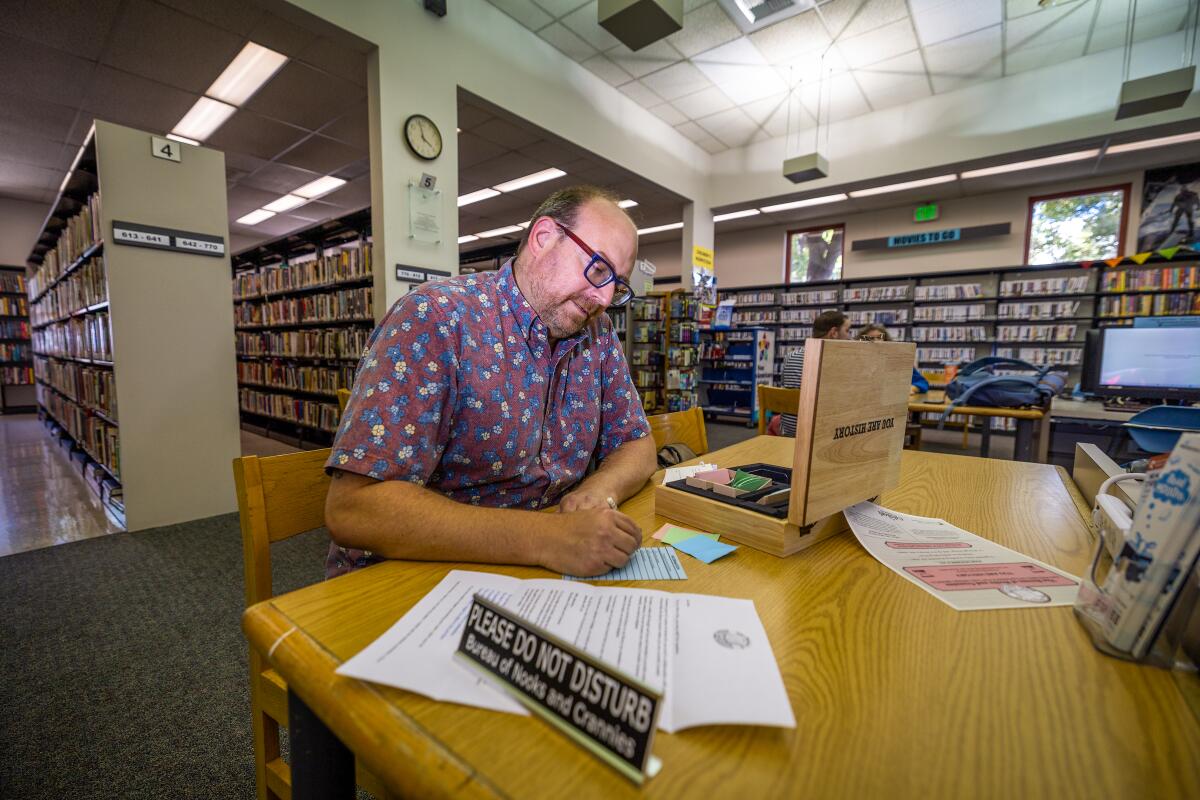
[913,303,987,322]
[29,257,107,326]
[0,272,27,294]
[31,313,113,361]
[0,296,28,316]
[997,323,1078,342]
[1098,292,1199,318]
[34,356,118,417]
[781,289,839,305]
[1101,265,1200,292]
[780,307,838,324]
[0,320,31,340]
[733,291,776,306]
[235,360,356,396]
[28,192,102,299]
[235,327,370,360]
[0,343,30,362]
[998,300,1080,319]
[733,309,778,325]
[914,283,983,300]
[38,383,120,478]
[996,346,1082,366]
[846,308,909,325]
[999,275,1089,297]
[233,241,373,299]
[1,366,33,385]
[910,326,988,342]
[239,387,339,432]
[916,346,979,364]
[843,284,910,302]
[778,326,814,341]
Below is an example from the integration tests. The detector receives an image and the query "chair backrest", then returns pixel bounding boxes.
[645,406,708,456]
[337,388,350,416]
[233,448,332,608]
[758,385,800,435]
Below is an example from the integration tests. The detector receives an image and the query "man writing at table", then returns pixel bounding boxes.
[323,186,657,578]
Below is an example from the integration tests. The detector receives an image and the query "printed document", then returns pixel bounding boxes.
[337,570,795,732]
[844,501,1080,610]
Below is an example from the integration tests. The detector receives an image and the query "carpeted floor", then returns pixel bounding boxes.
[0,513,331,799]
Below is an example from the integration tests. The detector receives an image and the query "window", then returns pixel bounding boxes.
[787,224,844,283]
[1025,185,1129,265]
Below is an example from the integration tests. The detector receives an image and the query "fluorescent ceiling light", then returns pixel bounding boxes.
[293,175,347,199]
[848,175,957,198]
[263,194,308,213]
[458,188,501,207]
[961,150,1100,179]
[618,199,638,209]
[58,172,71,193]
[172,96,236,142]
[759,193,848,213]
[457,234,479,244]
[476,225,525,238]
[165,133,199,146]
[493,168,566,193]
[714,209,760,222]
[637,222,684,235]
[236,209,275,226]
[206,42,288,106]
[1105,131,1200,154]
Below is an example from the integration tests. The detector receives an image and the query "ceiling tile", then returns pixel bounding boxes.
[854,50,931,110]
[692,38,788,103]
[319,102,369,150]
[225,150,271,177]
[82,66,197,136]
[923,25,1003,93]
[0,33,98,109]
[297,37,369,87]
[581,54,633,86]
[206,110,311,161]
[1093,0,1186,26]
[667,3,742,58]
[817,0,869,40]
[3,0,122,62]
[0,158,61,193]
[331,158,370,182]
[741,92,789,125]
[562,2,622,51]
[0,92,78,144]
[532,0,591,16]
[761,97,806,137]
[835,17,919,69]
[488,0,554,30]
[248,12,320,58]
[1005,1,1094,49]
[474,117,542,149]
[639,61,711,101]
[1005,0,1050,19]
[227,185,281,217]
[471,153,546,186]
[458,132,510,168]
[749,11,832,65]
[516,138,580,165]
[696,135,728,154]
[1088,6,1190,54]
[287,199,342,223]
[243,61,365,132]
[839,0,910,39]
[673,121,710,144]
[240,161,324,195]
[538,22,598,61]
[0,184,54,203]
[695,107,759,148]
[619,80,665,107]
[0,130,73,170]
[277,134,365,175]
[155,0,265,36]
[911,0,1003,47]
[670,86,735,119]
[799,72,869,122]
[457,102,493,131]
[606,39,684,78]
[99,0,244,95]
[1006,33,1087,75]
[319,176,372,212]
[647,102,688,126]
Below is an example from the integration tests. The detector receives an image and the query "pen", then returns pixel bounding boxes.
[605,496,617,510]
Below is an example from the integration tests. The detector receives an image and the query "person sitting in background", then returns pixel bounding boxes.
[856,323,929,393]
[778,310,851,436]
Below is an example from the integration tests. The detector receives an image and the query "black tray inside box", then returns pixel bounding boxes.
[665,463,792,519]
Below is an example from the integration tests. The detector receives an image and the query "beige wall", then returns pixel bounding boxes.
[0,198,46,266]
[691,171,1145,288]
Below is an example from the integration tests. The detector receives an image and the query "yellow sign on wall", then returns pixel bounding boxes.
[692,245,713,270]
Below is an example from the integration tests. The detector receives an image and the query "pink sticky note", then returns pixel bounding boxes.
[693,469,733,485]
[651,524,674,541]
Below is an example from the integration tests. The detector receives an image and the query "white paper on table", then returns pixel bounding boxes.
[843,501,1080,611]
[661,462,718,485]
[337,569,795,732]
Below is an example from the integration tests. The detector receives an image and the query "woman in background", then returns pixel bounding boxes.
[856,323,929,393]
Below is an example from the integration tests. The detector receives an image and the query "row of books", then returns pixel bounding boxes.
[910,326,989,342]
[29,257,107,326]
[916,347,978,363]
[999,275,1090,297]
[232,241,373,299]
[732,291,776,306]
[913,303,988,322]
[664,392,699,412]
[631,326,659,343]
[666,346,698,367]
[39,384,120,478]
[1100,265,1200,292]
[778,326,813,341]
[847,309,909,325]
[631,299,663,320]
[235,287,374,328]
[629,350,660,366]
[733,310,777,325]
[781,289,839,305]
[0,320,30,339]
[1098,292,1199,318]
[28,193,102,298]
[0,272,26,293]
[997,324,1078,342]
[995,346,1082,366]
[780,307,837,323]
[632,368,661,387]
[665,368,696,390]
[0,343,30,361]
[0,296,28,316]
[997,300,1080,319]
[913,283,984,300]
[239,388,339,432]
[34,356,118,417]
[670,321,701,344]
[235,327,370,360]
[236,361,356,396]
[843,285,911,302]
[1,366,32,384]
[31,313,113,362]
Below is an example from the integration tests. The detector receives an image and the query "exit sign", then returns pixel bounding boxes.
[914,203,939,223]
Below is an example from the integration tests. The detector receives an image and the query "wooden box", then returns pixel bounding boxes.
[655,340,915,556]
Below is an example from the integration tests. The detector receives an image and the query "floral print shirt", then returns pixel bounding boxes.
[324,261,650,577]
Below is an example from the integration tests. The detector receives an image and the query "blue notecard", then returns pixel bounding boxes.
[563,546,687,581]
[672,535,738,564]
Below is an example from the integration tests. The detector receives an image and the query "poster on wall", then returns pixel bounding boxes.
[691,245,716,305]
[1138,163,1200,252]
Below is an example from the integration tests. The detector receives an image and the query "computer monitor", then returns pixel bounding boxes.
[1089,326,1200,401]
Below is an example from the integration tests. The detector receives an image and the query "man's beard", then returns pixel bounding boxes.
[544,296,601,339]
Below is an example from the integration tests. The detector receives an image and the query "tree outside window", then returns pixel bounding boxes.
[787,225,844,283]
[1026,187,1127,265]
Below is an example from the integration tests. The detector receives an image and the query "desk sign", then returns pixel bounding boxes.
[112,221,226,257]
[454,594,661,784]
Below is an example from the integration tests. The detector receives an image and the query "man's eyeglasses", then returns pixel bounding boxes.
[554,222,635,307]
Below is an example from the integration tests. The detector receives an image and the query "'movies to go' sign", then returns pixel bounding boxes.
[454,594,662,783]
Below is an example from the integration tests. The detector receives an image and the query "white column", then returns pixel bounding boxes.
[679,202,714,292]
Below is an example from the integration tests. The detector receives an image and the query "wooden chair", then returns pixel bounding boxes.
[233,450,388,800]
[336,388,350,417]
[645,406,709,456]
[757,385,800,435]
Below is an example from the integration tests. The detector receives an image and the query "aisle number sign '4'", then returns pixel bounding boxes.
[151,136,182,163]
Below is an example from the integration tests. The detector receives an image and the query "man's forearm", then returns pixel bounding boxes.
[570,436,658,502]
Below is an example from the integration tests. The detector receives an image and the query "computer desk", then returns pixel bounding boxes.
[242,437,1200,799]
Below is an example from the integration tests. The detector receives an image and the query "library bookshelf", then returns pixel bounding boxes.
[1,265,34,414]
[25,120,241,531]
[231,209,374,447]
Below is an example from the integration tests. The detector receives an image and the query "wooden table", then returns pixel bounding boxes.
[909,390,1050,462]
[243,438,1200,799]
